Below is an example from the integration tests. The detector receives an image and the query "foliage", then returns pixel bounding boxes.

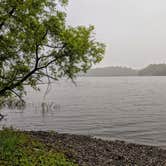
[0,128,77,166]
[0,0,105,101]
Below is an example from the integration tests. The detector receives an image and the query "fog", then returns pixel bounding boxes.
[67,0,166,68]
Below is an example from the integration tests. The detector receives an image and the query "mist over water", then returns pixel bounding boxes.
[1,77,166,146]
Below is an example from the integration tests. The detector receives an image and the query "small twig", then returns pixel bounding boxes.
[0,113,5,121]
[10,89,25,103]
[43,68,52,99]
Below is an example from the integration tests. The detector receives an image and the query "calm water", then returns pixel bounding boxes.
[1,77,166,146]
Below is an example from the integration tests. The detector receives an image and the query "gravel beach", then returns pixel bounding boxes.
[27,131,166,166]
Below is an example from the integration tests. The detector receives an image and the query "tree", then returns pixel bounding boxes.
[0,0,105,103]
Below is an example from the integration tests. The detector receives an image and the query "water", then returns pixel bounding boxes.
[1,76,166,146]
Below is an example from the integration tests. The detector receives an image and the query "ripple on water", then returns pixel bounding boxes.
[1,77,166,146]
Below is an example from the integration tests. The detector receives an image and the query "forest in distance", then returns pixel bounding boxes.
[80,64,166,77]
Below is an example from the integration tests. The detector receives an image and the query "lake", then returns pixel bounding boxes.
[1,76,166,146]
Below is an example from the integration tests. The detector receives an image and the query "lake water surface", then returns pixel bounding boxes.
[1,77,166,146]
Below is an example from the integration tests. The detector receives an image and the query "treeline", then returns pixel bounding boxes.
[80,66,138,77]
[138,64,166,76]
[80,64,166,77]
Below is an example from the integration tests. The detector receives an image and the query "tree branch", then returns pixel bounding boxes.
[44,44,62,49]
[0,31,48,95]
[10,89,24,103]
[0,8,16,31]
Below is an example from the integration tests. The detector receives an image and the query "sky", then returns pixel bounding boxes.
[66,0,166,69]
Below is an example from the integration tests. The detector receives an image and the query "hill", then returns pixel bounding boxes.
[80,66,138,77]
[80,64,166,77]
[138,64,166,76]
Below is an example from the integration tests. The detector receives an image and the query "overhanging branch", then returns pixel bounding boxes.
[0,8,16,31]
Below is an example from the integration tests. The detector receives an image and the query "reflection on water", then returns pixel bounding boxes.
[1,77,166,146]
[1,101,61,115]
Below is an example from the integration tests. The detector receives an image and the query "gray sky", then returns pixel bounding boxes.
[66,0,166,69]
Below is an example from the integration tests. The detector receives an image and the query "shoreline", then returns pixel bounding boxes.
[93,136,166,150]
[26,131,166,166]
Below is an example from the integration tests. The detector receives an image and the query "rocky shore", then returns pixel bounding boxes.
[27,131,166,166]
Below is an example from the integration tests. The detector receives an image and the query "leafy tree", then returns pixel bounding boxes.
[0,0,105,103]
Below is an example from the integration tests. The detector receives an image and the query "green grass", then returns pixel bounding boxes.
[0,128,77,166]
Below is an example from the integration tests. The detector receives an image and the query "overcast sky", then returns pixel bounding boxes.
[66,0,166,69]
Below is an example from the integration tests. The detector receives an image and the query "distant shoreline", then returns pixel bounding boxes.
[80,64,166,77]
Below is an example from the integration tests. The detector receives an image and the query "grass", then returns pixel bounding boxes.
[0,128,77,166]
